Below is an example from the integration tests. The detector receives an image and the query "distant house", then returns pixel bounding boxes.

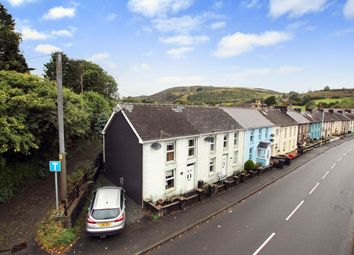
[222,108,274,166]
[260,107,298,155]
[102,104,244,205]
[343,110,354,134]
[287,109,311,146]
[302,111,322,141]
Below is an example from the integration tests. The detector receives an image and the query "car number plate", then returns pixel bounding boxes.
[98,222,112,227]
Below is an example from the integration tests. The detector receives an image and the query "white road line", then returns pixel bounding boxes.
[337,157,343,162]
[322,171,329,180]
[309,182,320,195]
[330,163,336,169]
[286,200,304,221]
[252,232,276,255]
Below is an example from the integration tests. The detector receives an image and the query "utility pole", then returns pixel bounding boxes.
[56,52,67,202]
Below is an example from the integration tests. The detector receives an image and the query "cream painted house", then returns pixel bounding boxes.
[260,107,298,155]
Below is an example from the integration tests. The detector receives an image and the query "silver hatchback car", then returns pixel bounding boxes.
[86,186,126,236]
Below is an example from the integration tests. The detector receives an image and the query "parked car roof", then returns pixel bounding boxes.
[93,186,121,210]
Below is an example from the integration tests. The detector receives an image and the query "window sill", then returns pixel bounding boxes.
[165,161,176,166]
[165,187,176,194]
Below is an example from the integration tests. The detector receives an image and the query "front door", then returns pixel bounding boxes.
[221,154,228,176]
[185,163,195,192]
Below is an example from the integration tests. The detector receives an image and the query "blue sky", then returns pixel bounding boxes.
[4,0,354,96]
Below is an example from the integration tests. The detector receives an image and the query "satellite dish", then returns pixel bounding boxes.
[151,142,161,150]
[204,137,212,142]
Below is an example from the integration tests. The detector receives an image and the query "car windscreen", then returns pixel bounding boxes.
[92,208,120,220]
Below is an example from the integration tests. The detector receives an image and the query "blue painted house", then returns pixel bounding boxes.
[223,108,275,167]
[302,111,322,140]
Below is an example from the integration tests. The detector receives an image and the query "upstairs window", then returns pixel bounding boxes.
[290,127,292,137]
[223,135,228,149]
[284,128,287,139]
[250,130,254,143]
[166,142,175,162]
[293,127,296,136]
[265,128,269,138]
[259,128,262,140]
[234,132,239,147]
[188,139,196,157]
[210,136,216,152]
[249,147,253,160]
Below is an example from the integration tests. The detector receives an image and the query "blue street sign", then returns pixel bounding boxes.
[49,161,61,172]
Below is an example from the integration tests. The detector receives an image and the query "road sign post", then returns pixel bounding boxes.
[49,161,61,213]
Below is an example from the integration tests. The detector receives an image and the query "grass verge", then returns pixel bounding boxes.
[36,210,80,254]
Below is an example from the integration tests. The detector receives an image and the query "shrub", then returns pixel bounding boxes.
[244,160,255,171]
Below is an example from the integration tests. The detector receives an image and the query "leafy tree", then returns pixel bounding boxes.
[0,70,94,156]
[0,3,29,73]
[244,160,255,171]
[264,96,277,106]
[324,86,330,91]
[43,53,118,99]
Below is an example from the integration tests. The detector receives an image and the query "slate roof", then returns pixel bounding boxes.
[287,110,311,124]
[222,108,274,129]
[302,112,322,123]
[257,141,270,149]
[344,113,354,120]
[260,109,298,127]
[119,104,243,141]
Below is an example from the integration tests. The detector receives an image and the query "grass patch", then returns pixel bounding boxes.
[36,210,80,254]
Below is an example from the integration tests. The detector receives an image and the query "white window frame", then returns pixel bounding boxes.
[233,150,238,165]
[223,134,228,149]
[188,138,196,157]
[210,136,216,152]
[284,128,287,139]
[259,128,262,140]
[234,132,239,147]
[166,142,175,162]
[249,147,253,160]
[165,169,175,190]
[265,128,269,138]
[209,157,216,174]
[250,129,254,143]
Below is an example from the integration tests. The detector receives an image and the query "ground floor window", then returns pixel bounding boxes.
[165,169,175,190]
[209,157,216,173]
[257,148,266,159]
[233,150,238,165]
[249,148,253,160]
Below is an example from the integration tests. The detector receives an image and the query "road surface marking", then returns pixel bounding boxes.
[337,157,343,162]
[309,183,320,195]
[322,171,329,180]
[330,163,336,169]
[252,232,276,255]
[286,200,304,221]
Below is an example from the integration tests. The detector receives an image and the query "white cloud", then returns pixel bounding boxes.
[34,44,61,54]
[51,27,76,37]
[160,35,209,46]
[89,53,110,62]
[286,21,316,31]
[167,47,193,58]
[158,75,203,84]
[21,26,49,40]
[7,0,36,6]
[214,31,293,58]
[152,15,202,33]
[106,13,118,21]
[128,0,193,17]
[210,21,226,30]
[144,51,154,56]
[343,0,354,19]
[331,28,354,37]
[243,0,262,9]
[132,63,151,71]
[213,1,223,9]
[232,65,302,78]
[269,0,327,18]
[43,6,76,20]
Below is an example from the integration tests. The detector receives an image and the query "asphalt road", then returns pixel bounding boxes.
[152,139,354,255]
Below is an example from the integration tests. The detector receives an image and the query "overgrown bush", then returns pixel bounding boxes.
[36,210,79,254]
[67,160,96,192]
[244,160,255,171]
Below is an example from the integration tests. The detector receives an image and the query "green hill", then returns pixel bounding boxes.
[122,86,354,109]
[126,86,281,106]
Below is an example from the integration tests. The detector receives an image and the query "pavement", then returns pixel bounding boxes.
[67,136,354,255]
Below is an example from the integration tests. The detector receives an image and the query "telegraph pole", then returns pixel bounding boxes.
[56,52,67,202]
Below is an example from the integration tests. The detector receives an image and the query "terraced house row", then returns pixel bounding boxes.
[102,104,354,206]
